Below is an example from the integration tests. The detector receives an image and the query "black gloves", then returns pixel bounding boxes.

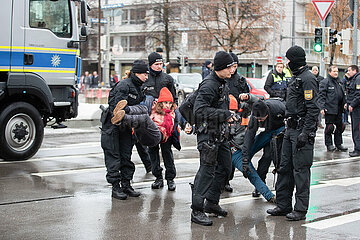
[296,132,308,149]
[242,158,252,178]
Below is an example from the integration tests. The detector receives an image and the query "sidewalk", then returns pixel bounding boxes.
[73,93,107,121]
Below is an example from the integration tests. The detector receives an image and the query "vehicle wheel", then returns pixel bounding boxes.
[0,102,44,161]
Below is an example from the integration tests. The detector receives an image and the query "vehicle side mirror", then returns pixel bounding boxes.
[80,26,88,37]
[80,0,88,24]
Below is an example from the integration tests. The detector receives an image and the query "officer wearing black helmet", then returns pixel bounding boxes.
[267,46,320,221]
[191,51,236,226]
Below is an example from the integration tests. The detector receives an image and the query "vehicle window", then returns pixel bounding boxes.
[247,78,265,89]
[29,0,72,38]
[178,75,202,85]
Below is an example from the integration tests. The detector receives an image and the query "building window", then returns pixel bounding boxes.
[129,36,145,52]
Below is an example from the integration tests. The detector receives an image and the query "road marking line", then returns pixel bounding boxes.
[302,212,360,229]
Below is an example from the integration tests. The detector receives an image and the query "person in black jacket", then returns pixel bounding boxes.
[312,66,325,129]
[191,51,236,226]
[224,52,251,192]
[100,60,149,200]
[267,46,320,221]
[318,66,347,152]
[143,52,178,191]
[202,60,212,79]
[241,99,286,187]
[345,65,360,157]
[264,62,287,100]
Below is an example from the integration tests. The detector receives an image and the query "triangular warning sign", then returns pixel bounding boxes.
[312,0,335,21]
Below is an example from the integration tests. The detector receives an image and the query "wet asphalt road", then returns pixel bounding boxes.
[1,122,360,240]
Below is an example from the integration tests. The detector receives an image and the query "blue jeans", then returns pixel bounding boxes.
[232,127,284,201]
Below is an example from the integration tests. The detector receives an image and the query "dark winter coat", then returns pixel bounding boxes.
[241,98,286,160]
[285,66,320,135]
[228,72,250,107]
[108,73,145,113]
[264,69,287,99]
[194,71,231,132]
[345,72,360,109]
[318,74,346,115]
[143,69,178,104]
[202,65,211,79]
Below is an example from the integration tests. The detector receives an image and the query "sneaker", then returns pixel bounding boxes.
[151,178,164,189]
[326,145,336,152]
[167,180,176,191]
[113,100,127,116]
[204,200,228,217]
[123,186,141,197]
[336,145,348,152]
[111,110,125,125]
[191,210,213,226]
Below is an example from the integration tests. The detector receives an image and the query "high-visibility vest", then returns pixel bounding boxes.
[271,72,287,90]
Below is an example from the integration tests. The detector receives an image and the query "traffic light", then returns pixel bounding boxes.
[177,56,181,66]
[184,56,188,66]
[314,27,323,52]
[328,29,338,44]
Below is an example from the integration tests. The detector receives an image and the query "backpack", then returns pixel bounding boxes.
[178,89,199,125]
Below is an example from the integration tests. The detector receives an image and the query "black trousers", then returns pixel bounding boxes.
[101,125,135,187]
[275,128,313,212]
[256,143,272,182]
[350,107,360,151]
[324,112,343,147]
[191,133,232,211]
[135,141,152,170]
[148,139,176,181]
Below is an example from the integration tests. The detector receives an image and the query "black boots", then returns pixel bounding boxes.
[204,201,228,217]
[112,184,127,200]
[167,180,176,191]
[336,145,348,151]
[151,178,164,189]
[327,145,336,152]
[286,210,307,221]
[191,210,213,226]
[122,182,141,197]
[267,207,292,216]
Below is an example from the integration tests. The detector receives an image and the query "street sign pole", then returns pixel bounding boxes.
[352,0,358,65]
[312,0,335,76]
[320,21,325,77]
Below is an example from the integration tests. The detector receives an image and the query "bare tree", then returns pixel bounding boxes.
[184,0,279,55]
[140,0,182,63]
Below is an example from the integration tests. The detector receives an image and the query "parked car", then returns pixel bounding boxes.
[169,73,202,104]
[246,77,270,100]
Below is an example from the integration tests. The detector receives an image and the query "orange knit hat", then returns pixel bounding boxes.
[158,87,173,103]
[229,94,238,111]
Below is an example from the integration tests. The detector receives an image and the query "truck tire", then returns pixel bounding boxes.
[0,102,44,161]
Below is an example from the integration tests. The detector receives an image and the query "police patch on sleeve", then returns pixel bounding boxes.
[356,85,360,90]
[304,90,313,100]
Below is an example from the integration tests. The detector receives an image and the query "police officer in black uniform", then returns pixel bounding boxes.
[191,51,236,226]
[100,60,149,200]
[267,46,319,221]
[143,52,178,190]
[318,66,347,152]
[345,65,360,157]
[224,52,250,192]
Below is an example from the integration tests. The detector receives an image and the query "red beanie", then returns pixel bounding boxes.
[229,94,238,111]
[158,87,173,103]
